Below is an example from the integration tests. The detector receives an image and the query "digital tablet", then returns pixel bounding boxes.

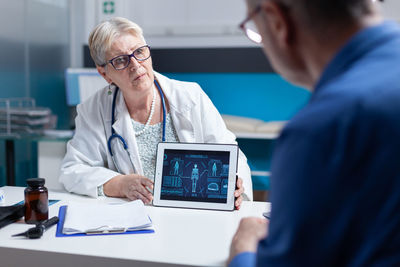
[153,143,238,211]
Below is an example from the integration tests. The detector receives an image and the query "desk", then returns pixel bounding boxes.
[0,186,270,267]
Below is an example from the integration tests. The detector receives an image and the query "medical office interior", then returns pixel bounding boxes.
[0,0,397,200]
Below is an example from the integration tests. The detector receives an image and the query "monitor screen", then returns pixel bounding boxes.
[160,149,231,203]
[65,68,107,106]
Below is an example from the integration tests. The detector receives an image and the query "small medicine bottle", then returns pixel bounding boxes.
[24,178,48,224]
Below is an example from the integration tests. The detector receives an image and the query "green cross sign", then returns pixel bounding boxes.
[103,1,115,14]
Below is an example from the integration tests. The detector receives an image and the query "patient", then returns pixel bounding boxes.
[59,17,253,208]
[228,0,400,265]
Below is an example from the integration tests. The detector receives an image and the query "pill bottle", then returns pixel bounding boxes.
[24,178,48,224]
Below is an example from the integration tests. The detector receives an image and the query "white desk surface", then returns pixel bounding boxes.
[0,186,270,267]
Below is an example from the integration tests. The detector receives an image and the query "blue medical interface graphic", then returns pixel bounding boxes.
[160,149,230,203]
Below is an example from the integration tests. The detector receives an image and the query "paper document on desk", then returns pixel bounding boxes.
[62,200,153,235]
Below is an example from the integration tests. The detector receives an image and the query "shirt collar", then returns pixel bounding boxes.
[314,21,400,95]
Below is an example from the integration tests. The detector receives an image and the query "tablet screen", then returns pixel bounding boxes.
[160,149,230,203]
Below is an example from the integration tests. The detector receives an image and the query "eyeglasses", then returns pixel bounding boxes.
[239,5,263,44]
[240,0,383,43]
[106,45,151,70]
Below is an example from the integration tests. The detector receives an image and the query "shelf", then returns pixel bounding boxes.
[251,171,271,177]
[234,131,279,140]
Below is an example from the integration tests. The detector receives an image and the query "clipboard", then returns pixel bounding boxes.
[56,205,155,237]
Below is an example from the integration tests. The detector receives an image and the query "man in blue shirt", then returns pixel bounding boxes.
[229,0,400,266]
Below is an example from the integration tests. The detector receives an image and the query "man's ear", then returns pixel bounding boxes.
[96,65,112,84]
[261,1,294,47]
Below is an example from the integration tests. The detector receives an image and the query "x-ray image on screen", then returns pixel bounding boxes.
[160,149,231,203]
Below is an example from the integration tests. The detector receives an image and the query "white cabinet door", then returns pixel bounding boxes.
[38,141,67,191]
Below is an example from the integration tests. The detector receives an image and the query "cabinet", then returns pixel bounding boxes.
[83,0,254,49]
[237,135,276,187]
[223,116,285,195]
[38,140,67,191]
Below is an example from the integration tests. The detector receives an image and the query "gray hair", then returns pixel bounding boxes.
[88,17,146,66]
[248,0,375,34]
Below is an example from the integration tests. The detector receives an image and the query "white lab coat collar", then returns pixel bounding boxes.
[154,71,194,114]
[111,86,144,175]
[109,72,197,175]
[154,72,196,142]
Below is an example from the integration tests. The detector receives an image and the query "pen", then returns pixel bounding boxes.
[262,212,271,219]
[12,216,59,239]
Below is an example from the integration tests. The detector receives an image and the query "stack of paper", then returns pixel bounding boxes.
[0,106,57,135]
[221,114,287,135]
[62,200,153,235]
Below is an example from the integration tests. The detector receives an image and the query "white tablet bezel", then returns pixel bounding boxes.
[153,142,238,211]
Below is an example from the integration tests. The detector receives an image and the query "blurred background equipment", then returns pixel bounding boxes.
[0,98,56,136]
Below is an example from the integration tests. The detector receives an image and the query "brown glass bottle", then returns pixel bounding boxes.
[24,178,48,224]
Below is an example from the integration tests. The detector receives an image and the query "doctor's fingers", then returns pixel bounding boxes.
[126,188,153,204]
[235,178,244,197]
[127,191,151,204]
[132,181,153,197]
[236,177,243,188]
[235,195,243,210]
[139,177,154,190]
[126,174,154,189]
[235,187,244,197]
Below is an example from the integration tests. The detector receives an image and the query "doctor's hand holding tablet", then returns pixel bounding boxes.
[59,17,253,209]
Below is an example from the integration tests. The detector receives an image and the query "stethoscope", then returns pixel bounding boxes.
[107,79,166,173]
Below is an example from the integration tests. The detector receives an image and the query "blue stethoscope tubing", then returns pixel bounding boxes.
[107,79,166,172]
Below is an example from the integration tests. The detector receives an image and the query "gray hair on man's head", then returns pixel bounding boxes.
[246,0,376,34]
[88,17,146,66]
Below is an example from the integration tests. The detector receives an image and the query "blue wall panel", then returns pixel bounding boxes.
[30,70,69,130]
[164,73,310,121]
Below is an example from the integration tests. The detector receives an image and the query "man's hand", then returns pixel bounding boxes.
[103,174,154,204]
[227,217,269,264]
[234,177,245,210]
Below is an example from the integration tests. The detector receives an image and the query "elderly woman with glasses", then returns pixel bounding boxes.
[60,17,252,208]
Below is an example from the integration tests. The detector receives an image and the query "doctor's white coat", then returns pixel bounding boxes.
[59,72,253,200]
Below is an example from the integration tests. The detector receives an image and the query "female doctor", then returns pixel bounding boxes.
[59,17,253,208]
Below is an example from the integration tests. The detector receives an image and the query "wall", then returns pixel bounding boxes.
[68,0,400,193]
[2,0,398,187]
[72,0,398,54]
[0,0,70,185]
[79,0,310,122]
[381,0,400,21]
[69,0,258,67]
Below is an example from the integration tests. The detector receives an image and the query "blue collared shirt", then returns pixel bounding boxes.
[230,21,400,267]
[229,252,256,267]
